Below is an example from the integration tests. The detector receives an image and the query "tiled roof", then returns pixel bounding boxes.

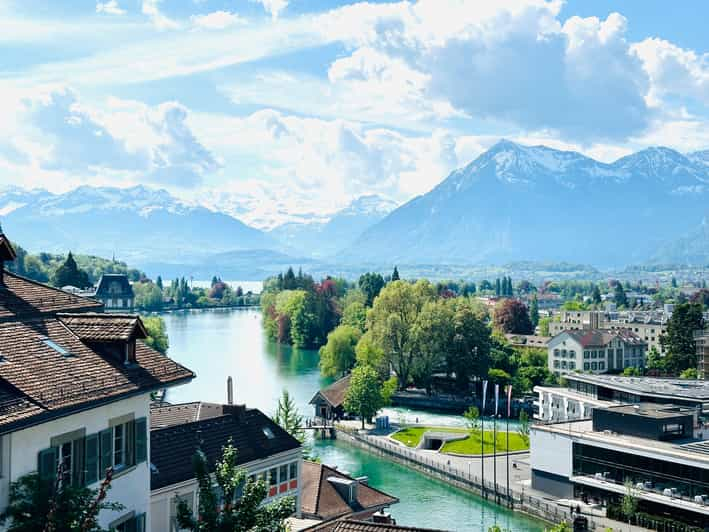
[311,375,351,408]
[1,272,103,320]
[561,328,645,348]
[58,313,147,342]
[301,461,398,521]
[0,316,194,433]
[150,401,230,429]
[150,404,301,490]
[94,274,134,298]
[333,520,449,532]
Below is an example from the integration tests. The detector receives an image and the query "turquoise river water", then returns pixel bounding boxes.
[160,307,545,531]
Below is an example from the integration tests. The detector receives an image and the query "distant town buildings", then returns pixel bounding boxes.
[93,273,135,310]
[547,329,647,376]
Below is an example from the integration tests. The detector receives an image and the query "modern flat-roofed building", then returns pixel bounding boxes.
[530,403,709,529]
[535,373,709,421]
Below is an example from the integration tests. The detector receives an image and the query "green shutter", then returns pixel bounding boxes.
[135,513,146,532]
[99,428,112,477]
[38,447,58,484]
[72,437,85,487]
[125,420,135,466]
[135,417,147,464]
[85,433,99,485]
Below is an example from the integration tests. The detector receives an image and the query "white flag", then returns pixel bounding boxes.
[494,383,499,416]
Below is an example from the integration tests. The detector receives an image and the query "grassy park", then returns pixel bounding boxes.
[391,426,529,455]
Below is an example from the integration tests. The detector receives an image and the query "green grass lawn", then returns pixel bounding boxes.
[391,426,529,455]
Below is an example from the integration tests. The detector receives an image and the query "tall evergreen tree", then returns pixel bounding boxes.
[530,294,539,327]
[391,266,400,282]
[661,302,704,374]
[52,252,90,289]
[614,282,628,307]
[591,284,602,304]
[495,278,501,296]
[156,275,163,291]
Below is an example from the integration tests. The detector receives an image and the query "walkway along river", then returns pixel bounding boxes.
[160,307,547,531]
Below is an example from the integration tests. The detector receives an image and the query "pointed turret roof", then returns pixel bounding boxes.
[0,223,16,262]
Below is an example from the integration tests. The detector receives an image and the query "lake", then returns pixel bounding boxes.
[160,307,544,531]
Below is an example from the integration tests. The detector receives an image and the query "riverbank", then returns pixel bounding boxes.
[335,426,636,531]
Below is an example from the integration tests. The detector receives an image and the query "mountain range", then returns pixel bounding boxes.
[3,140,709,276]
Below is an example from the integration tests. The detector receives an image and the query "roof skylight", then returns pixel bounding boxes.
[262,427,275,439]
[40,336,73,357]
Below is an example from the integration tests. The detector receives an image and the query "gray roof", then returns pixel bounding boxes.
[94,274,134,298]
[566,373,709,401]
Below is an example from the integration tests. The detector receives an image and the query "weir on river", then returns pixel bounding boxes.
[159,307,545,531]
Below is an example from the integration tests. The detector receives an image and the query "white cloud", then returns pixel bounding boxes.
[250,0,288,19]
[632,38,709,107]
[190,11,245,30]
[142,0,180,30]
[96,1,126,15]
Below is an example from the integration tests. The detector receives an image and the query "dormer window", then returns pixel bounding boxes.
[125,340,137,366]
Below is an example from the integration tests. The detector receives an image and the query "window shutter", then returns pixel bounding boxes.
[99,428,112,477]
[72,437,85,487]
[135,513,146,532]
[125,420,135,466]
[38,447,58,484]
[85,433,99,485]
[135,417,147,464]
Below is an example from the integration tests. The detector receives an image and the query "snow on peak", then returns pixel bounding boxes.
[340,195,398,217]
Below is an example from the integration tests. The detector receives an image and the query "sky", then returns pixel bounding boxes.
[1,0,708,229]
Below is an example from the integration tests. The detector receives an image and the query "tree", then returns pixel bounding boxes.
[156,275,163,290]
[661,302,704,374]
[273,390,304,442]
[518,411,530,446]
[52,252,90,289]
[341,301,367,333]
[358,273,385,307]
[680,367,698,379]
[176,441,295,531]
[495,278,501,296]
[614,282,628,308]
[355,333,387,377]
[529,295,539,327]
[493,299,534,334]
[368,280,436,389]
[671,276,678,288]
[448,300,492,392]
[411,299,453,394]
[621,480,638,525]
[391,266,400,282]
[0,470,122,532]
[319,325,361,378]
[487,368,511,387]
[134,282,164,310]
[591,284,602,305]
[645,346,665,373]
[463,406,481,435]
[544,523,570,532]
[538,317,551,337]
[142,316,169,354]
[344,365,385,429]
[622,366,641,376]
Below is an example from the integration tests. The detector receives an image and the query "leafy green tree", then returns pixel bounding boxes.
[448,300,492,392]
[341,301,367,333]
[411,299,453,394]
[622,366,641,376]
[487,368,512,387]
[156,275,163,290]
[355,333,387,377]
[176,441,295,531]
[381,375,398,406]
[529,295,539,327]
[0,471,122,532]
[273,390,304,442]
[344,365,386,429]
[645,347,665,373]
[495,278,501,296]
[464,406,481,435]
[493,299,534,334]
[621,480,638,525]
[368,280,436,389]
[52,252,90,288]
[680,367,698,379]
[538,317,551,337]
[591,284,602,304]
[661,302,704,374]
[671,276,678,288]
[518,411,530,446]
[134,282,164,310]
[358,273,385,306]
[142,316,169,354]
[319,325,361,378]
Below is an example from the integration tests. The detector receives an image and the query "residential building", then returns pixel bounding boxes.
[547,329,646,376]
[504,333,550,350]
[310,375,351,420]
[149,401,302,532]
[0,228,194,531]
[696,328,709,379]
[530,403,709,529]
[94,273,135,311]
[297,461,398,529]
[535,373,709,422]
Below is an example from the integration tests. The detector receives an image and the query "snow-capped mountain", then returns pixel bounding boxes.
[270,195,398,258]
[342,140,709,267]
[689,150,709,168]
[0,185,276,264]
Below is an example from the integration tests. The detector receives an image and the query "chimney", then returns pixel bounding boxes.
[227,376,234,405]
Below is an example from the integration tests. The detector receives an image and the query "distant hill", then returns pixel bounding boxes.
[0,185,276,264]
[269,195,397,258]
[341,140,709,267]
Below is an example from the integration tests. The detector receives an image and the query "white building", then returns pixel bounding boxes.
[547,329,646,376]
[149,402,302,532]
[0,230,194,531]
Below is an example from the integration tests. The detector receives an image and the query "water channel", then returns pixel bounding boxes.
[160,307,545,531]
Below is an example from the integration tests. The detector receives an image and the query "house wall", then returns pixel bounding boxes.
[0,393,152,531]
[530,427,574,498]
[150,448,302,532]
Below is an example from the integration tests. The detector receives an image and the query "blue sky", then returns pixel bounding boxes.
[0,0,707,228]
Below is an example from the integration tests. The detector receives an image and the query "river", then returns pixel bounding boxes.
[160,307,544,531]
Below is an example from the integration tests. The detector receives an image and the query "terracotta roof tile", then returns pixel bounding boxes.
[149,401,228,429]
[58,313,147,342]
[311,375,351,408]
[333,520,449,532]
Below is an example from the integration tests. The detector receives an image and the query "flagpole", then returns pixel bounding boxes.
[481,380,487,500]
[506,385,511,508]
[493,383,499,504]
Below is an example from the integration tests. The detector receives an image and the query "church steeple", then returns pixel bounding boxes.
[0,223,17,287]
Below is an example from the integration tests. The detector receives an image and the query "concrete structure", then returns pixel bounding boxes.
[696,328,709,379]
[93,273,135,310]
[530,404,709,529]
[547,329,646,376]
[535,373,709,422]
[149,402,302,532]
[0,227,194,531]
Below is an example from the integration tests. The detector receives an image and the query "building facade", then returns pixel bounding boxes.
[547,329,646,376]
[94,274,135,310]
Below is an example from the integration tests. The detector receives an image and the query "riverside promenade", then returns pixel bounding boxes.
[335,424,649,532]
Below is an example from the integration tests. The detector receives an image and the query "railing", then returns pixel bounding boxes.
[344,430,603,530]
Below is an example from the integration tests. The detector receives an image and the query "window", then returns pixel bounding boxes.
[269,468,277,486]
[39,337,72,357]
[584,351,590,359]
[569,350,576,358]
[553,360,560,368]
[591,351,597,359]
[170,493,194,532]
[598,362,605,371]
[663,423,684,436]
[114,424,124,467]
[553,349,560,357]
[584,363,590,370]
[289,462,298,480]
[111,513,146,532]
[561,361,567,369]
[569,362,575,370]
